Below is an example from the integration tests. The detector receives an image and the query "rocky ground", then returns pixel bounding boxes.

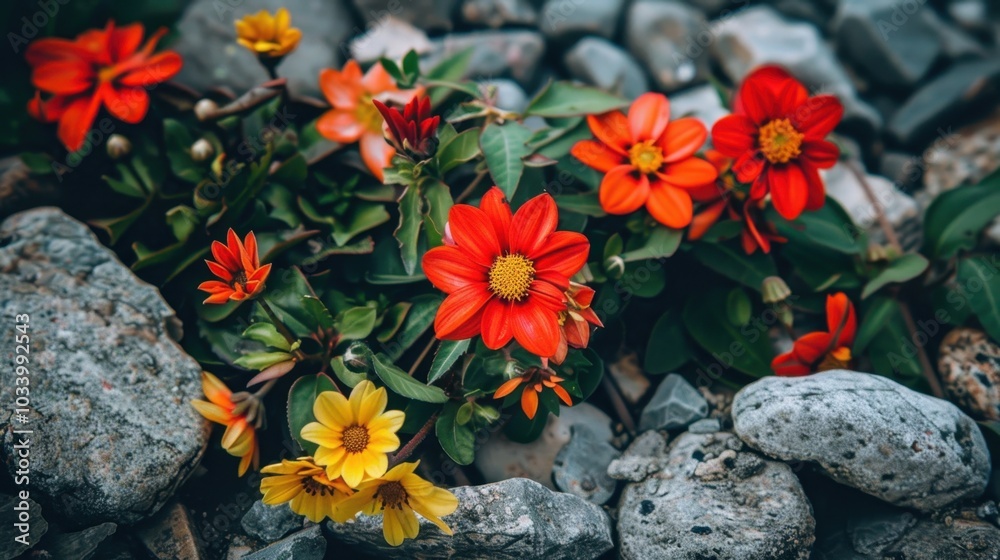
[3,0,1000,558]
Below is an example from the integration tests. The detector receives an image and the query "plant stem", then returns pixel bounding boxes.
[847,160,943,397]
[253,378,279,399]
[257,298,305,360]
[408,335,438,377]
[601,374,636,435]
[389,413,438,467]
[455,169,489,203]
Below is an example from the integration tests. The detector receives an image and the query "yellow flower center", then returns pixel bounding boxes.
[818,346,852,372]
[758,118,804,164]
[628,141,664,175]
[342,424,370,454]
[356,95,384,133]
[301,476,336,497]
[488,254,535,301]
[377,481,408,510]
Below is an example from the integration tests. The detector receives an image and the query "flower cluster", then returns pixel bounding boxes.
[772,292,857,376]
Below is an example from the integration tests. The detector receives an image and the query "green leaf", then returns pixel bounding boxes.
[555,192,606,216]
[437,128,481,173]
[436,402,476,465]
[386,295,442,360]
[243,323,291,351]
[771,198,866,254]
[371,352,449,403]
[234,351,294,370]
[691,242,778,292]
[103,165,147,198]
[682,286,773,378]
[395,185,422,275]
[331,356,367,388]
[423,180,453,248]
[862,298,925,389]
[287,373,336,455]
[377,302,412,343]
[621,227,682,262]
[958,256,1000,343]
[166,205,199,242]
[480,121,532,199]
[428,339,469,384]
[302,296,335,331]
[332,203,391,246]
[525,81,628,117]
[163,118,202,183]
[853,296,896,355]
[645,308,692,374]
[861,253,929,299]
[726,287,752,326]
[923,171,1000,259]
[336,306,378,341]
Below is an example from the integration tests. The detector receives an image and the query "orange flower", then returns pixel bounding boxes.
[25,21,182,152]
[772,293,856,376]
[571,92,717,228]
[198,229,272,304]
[421,187,590,358]
[316,60,418,181]
[553,282,603,364]
[235,8,302,59]
[493,367,573,419]
[191,372,260,476]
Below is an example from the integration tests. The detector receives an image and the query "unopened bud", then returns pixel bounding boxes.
[604,255,625,279]
[866,244,890,263]
[761,276,792,304]
[777,304,794,329]
[191,138,215,162]
[194,98,218,121]
[106,134,131,160]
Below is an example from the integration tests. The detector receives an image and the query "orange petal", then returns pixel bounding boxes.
[646,181,693,229]
[510,299,561,358]
[521,386,539,419]
[509,193,558,256]
[316,108,363,144]
[448,204,502,268]
[434,284,492,340]
[494,376,524,399]
[481,298,514,350]
[599,165,649,215]
[586,111,630,155]
[658,117,707,163]
[657,157,718,189]
[422,245,488,293]
[479,187,513,251]
[688,199,727,240]
[826,293,856,347]
[529,231,589,278]
[628,92,670,142]
[571,139,625,173]
[359,131,394,181]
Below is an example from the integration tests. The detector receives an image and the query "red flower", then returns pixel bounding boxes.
[198,229,272,304]
[373,95,440,160]
[553,282,603,364]
[772,293,856,376]
[26,21,182,152]
[571,93,717,228]
[422,187,590,358]
[493,367,573,419]
[711,65,843,221]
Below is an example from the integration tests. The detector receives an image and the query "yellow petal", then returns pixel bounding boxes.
[274,7,291,34]
[299,422,342,449]
[362,449,389,480]
[261,478,304,505]
[382,508,406,546]
[367,409,405,435]
[341,452,367,488]
[191,400,231,425]
[331,486,378,522]
[357,385,388,425]
[201,371,232,407]
[349,380,377,420]
[383,461,419,482]
[315,445,347,472]
[366,433,400,454]
[399,505,421,540]
[314,391,353,428]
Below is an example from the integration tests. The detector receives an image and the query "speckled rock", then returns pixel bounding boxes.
[0,208,209,525]
[327,478,614,560]
[669,84,728,130]
[423,30,545,88]
[243,525,326,560]
[617,432,815,560]
[822,162,921,250]
[539,0,624,42]
[922,109,1000,198]
[939,328,1000,421]
[638,373,708,432]
[462,0,537,28]
[552,424,620,504]
[732,370,991,512]
[881,518,1000,559]
[241,501,303,543]
[625,0,708,92]
[349,16,432,65]
[564,37,649,100]
[136,502,206,560]
[607,430,669,482]
[352,0,459,32]
[1,494,46,559]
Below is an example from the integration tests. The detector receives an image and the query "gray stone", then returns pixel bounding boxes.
[564,37,649,100]
[327,478,614,560]
[688,417,722,434]
[949,0,990,33]
[922,108,1000,198]
[821,162,920,250]
[638,374,708,432]
[0,208,209,525]
[1,494,47,559]
[136,502,206,560]
[879,151,923,191]
[172,0,356,97]
[625,0,708,92]
[846,510,916,556]
[834,0,942,87]
[539,0,624,42]
[352,0,459,32]
[732,370,991,511]
[711,6,882,136]
[888,59,1000,148]
[423,31,546,89]
[939,328,1000,422]
[669,84,728,130]
[242,501,303,543]
[349,16,432,65]
[607,430,669,482]
[617,432,815,560]
[552,424,620,504]
[462,0,537,28]
[44,523,117,560]
[478,79,529,114]
[474,403,612,488]
[243,525,326,560]
[882,518,1000,559]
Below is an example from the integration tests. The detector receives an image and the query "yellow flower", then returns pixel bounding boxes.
[191,372,259,476]
[332,461,459,546]
[260,457,353,522]
[234,8,302,58]
[300,380,404,487]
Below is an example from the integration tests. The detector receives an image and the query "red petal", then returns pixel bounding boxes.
[793,332,834,365]
[423,245,488,293]
[479,187,513,252]
[31,61,94,95]
[658,117,707,163]
[826,293,857,347]
[800,140,839,169]
[802,164,826,211]
[688,199,727,240]
[733,150,766,184]
[710,114,758,158]
[571,139,625,173]
[628,92,670,142]
[107,22,144,62]
[211,240,239,271]
[206,260,233,282]
[793,95,843,138]
[449,204,502,267]
[735,65,797,123]
[599,166,649,214]
[509,193,558,256]
[529,277,570,310]
[481,299,514,349]
[103,84,149,124]
[646,180,693,229]
[529,231,589,278]
[434,285,492,340]
[586,111,630,155]
[768,164,808,220]
[510,300,561,358]
[771,351,811,377]
[117,51,183,86]
[57,93,102,152]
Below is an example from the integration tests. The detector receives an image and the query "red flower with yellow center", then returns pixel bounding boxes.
[553,282,603,364]
[422,187,590,358]
[570,92,717,228]
[772,292,856,377]
[711,65,843,221]
[316,60,418,181]
[493,367,573,419]
[198,229,272,304]
[25,21,182,152]
[373,95,440,160]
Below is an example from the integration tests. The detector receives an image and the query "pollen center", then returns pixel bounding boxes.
[488,254,535,301]
[341,424,370,454]
[758,118,804,164]
[628,140,664,175]
[818,346,852,372]
[301,476,335,496]
[232,269,248,288]
[377,481,408,510]
[356,95,383,133]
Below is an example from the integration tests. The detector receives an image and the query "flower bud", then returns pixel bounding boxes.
[761,276,792,304]
[194,98,218,121]
[604,255,625,279]
[106,134,131,160]
[191,138,215,162]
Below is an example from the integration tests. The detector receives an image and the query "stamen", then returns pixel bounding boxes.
[758,119,804,164]
[342,424,370,454]
[628,141,664,175]
[489,254,535,301]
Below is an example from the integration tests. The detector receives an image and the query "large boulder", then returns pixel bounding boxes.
[0,208,209,525]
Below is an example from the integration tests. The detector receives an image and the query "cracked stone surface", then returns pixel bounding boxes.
[732,370,991,512]
[0,208,209,525]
